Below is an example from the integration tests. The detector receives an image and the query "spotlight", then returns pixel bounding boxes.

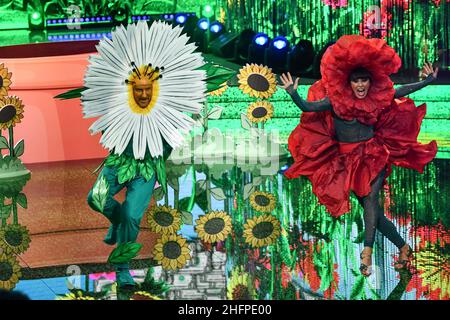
[209,21,224,40]
[202,4,215,18]
[264,36,290,73]
[254,33,269,46]
[194,18,210,52]
[198,18,209,31]
[210,21,223,34]
[28,4,44,30]
[233,29,256,63]
[175,13,188,25]
[287,40,315,76]
[248,32,270,64]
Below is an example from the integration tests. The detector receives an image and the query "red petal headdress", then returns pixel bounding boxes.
[320,35,402,125]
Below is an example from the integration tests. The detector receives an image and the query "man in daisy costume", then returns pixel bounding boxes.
[83,21,206,288]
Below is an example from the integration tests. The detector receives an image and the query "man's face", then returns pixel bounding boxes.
[350,78,371,99]
[133,78,153,108]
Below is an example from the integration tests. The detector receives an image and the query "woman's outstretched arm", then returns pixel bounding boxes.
[278,72,332,112]
[394,62,439,98]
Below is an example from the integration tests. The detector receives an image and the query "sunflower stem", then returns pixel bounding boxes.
[12,197,18,225]
[8,127,14,157]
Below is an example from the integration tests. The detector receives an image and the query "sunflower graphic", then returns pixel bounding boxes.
[82,20,206,159]
[195,211,232,243]
[0,253,21,291]
[237,64,277,99]
[130,291,162,300]
[0,224,31,255]
[227,266,257,300]
[208,82,228,97]
[146,205,182,235]
[416,246,449,299]
[0,96,25,130]
[247,101,273,123]
[153,234,191,270]
[249,191,276,213]
[243,214,281,248]
[0,63,12,99]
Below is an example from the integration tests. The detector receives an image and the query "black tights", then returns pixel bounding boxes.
[356,168,406,249]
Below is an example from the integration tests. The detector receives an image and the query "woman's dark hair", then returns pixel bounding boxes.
[349,67,372,82]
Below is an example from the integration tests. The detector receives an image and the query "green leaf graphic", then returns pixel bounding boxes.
[16,193,27,209]
[107,242,143,264]
[14,140,25,157]
[92,175,110,213]
[118,157,137,184]
[138,160,155,181]
[0,136,9,150]
[181,211,193,225]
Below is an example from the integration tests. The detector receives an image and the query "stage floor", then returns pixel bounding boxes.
[2,157,448,300]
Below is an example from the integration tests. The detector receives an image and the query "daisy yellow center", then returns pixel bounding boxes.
[154,211,174,227]
[0,262,13,281]
[251,107,268,119]
[254,195,270,207]
[204,218,225,235]
[247,74,270,92]
[0,105,16,123]
[5,230,22,247]
[232,284,251,300]
[127,65,160,115]
[252,221,274,239]
[163,241,181,259]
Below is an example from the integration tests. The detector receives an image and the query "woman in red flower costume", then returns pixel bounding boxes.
[280,35,438,276]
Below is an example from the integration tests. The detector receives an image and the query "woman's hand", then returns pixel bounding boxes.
[278,72,299,94]
[420,62,439,80]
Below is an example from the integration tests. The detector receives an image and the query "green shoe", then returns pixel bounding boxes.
[115,264,136,289]
[103,224,120,245]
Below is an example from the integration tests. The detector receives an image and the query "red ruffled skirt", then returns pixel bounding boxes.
[284,82,438,217]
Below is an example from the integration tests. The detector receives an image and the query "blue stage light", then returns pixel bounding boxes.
[273,36,288,50]
[102,17,106,21]
[254,33,269,46]
[175,14,187,24]
[210,21,223,33]
[198,18,209,31]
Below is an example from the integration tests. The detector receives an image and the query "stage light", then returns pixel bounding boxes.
[175,13,188,24]
[264,36,290,73]
[254,33,269,46]
[210,21,223,34]
[198,18,209,31]
[202,5,214,18]
[272,36,289,50]
[209,21,224,41]
[28,4,44,31]
[287,39,315,76]
[248,33,270,64]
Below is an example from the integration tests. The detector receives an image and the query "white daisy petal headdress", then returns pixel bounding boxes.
[82,21,206,159]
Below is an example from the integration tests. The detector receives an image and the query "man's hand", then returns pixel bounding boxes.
[278,72,299,94]
[420,61,439,80]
